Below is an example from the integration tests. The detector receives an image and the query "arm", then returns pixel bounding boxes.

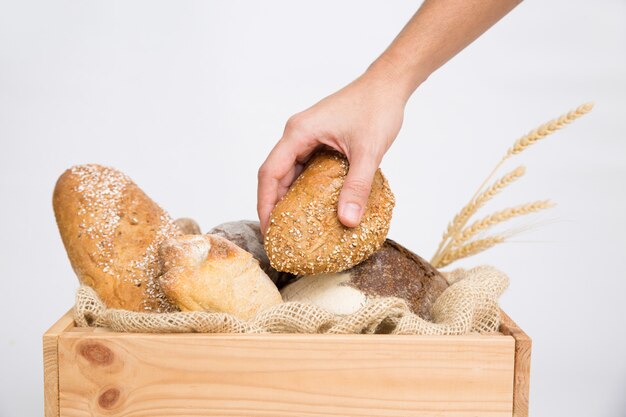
[258,0,522,233]
[370,0,521,101]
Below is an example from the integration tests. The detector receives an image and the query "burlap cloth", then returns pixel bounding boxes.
[74,265,508,335]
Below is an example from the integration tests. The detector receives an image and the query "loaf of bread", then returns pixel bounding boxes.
[53,164,181,312]
[209,220,295,288]
[281,239,449,320]
[159,234,282,319]
[174,217,202,235]
[265,150,395,275]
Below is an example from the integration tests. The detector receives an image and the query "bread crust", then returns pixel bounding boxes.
[348,239,449,320]
[265,150,395,275]
[53,164,180,312]
[158,234,283,320]
[174,217,201,235]
[210,220,296,288]
[281,240,449,320]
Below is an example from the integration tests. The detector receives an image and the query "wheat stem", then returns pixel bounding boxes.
[475,166,526,207]
[436,236,505,268]
[432,166,525,259]
[431,166,525,265]
[431,102,594,268]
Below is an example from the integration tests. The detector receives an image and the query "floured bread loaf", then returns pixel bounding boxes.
[281,239,449,320]
[53,164,181,312]
[210,220,295,288]
[265,150,395,275]
[159,234,282,320]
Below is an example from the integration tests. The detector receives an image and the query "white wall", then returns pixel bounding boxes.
[1,1,624,416]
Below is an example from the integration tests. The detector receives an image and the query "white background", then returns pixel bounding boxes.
[1,1,625,416]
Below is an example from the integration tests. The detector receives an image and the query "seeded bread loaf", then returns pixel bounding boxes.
[53,164,181,312]
[265,150,395,275]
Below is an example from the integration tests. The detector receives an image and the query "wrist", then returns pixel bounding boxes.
[364,52,428,104]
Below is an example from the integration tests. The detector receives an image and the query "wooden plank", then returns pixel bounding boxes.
[58,332,515,417]
[43,309,75,417]
[499,310,532,417]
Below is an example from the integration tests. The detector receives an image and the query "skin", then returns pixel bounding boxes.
[258,0,522,234]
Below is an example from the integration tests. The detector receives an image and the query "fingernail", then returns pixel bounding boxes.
[341,203,361,226]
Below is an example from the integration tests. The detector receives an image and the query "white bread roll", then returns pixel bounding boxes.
[159,234,282,320]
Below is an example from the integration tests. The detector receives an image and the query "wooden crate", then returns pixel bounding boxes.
[43,309,530,417]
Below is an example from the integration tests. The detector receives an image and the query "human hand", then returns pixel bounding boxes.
[257,0,522,235]
[257,66,409,234]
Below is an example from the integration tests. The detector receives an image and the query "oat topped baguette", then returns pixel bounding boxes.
[53,164,181,312]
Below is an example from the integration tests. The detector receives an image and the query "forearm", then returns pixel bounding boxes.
[366,0,522,102]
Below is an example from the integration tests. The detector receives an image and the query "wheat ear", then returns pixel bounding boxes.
[453,200,554,246]
[431,103,593,267]
[506,103,594,157]
[434,166,525,256]
[431,166,526,265]
[437,236,505,268]
[472,102,593,208]
[474,166,526,208]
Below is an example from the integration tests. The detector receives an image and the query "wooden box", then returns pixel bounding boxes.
[43,309,530,417]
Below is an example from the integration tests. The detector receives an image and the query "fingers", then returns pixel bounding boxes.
[257,146,296,235]
[277,163,305,196]
[257,116,318,235]
[337,147,381,228]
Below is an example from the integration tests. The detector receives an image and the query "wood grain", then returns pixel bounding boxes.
[43,309,75,417]
[500,310,532,417]
[57,332,515,417]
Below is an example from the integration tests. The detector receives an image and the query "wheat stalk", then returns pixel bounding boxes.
[431,102,593,268]
[434,165,526,256]
[453,200,554,246]
[474,166,526,208]
[437,236,505,268]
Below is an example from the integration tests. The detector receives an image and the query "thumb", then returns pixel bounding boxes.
[337,148,380,228]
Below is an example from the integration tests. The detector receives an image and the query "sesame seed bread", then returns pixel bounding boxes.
[265,150,395,275]
[53,164,181,312]
[158,234,283,320]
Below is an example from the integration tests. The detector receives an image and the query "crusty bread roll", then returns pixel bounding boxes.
[265,150,395,275]
[53,164,181,312]
[281,239,449,320]
[209,220,295,288]
[174,217,202,235]
[158,234,282,320]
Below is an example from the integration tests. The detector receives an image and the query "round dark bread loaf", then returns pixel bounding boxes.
[265,150,395,275]
[281,239,449,320]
